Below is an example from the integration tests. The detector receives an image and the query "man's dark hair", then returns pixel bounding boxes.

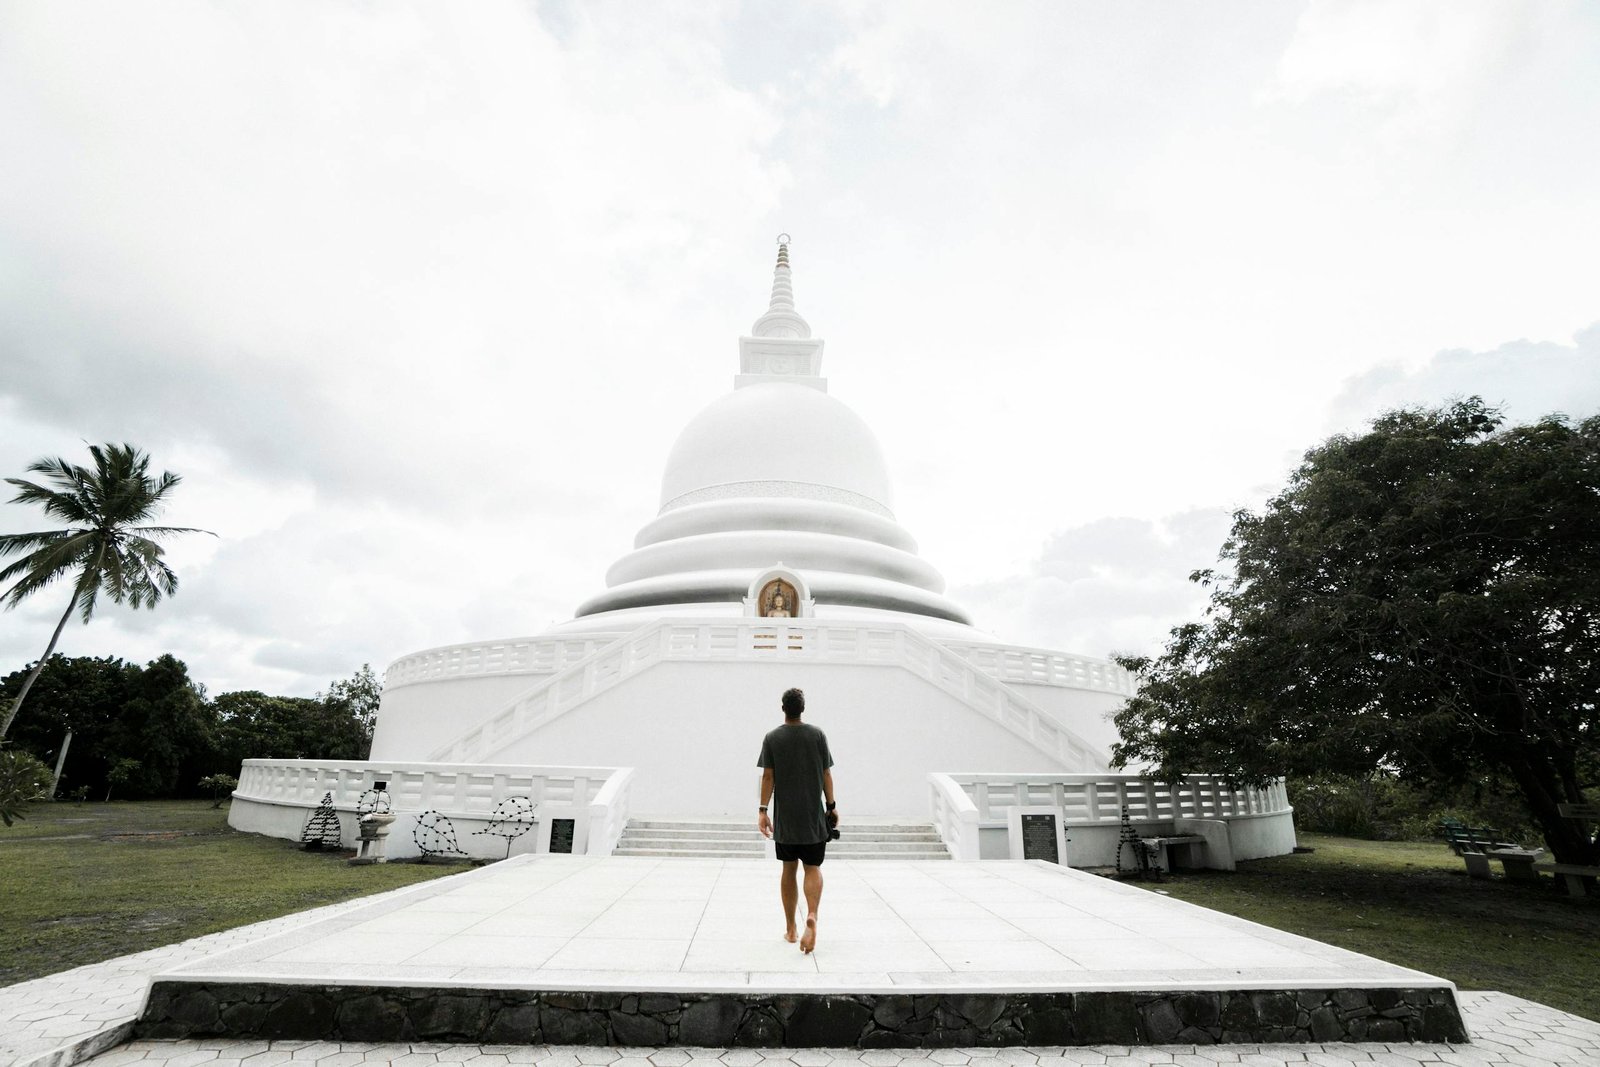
[781,688,805,718]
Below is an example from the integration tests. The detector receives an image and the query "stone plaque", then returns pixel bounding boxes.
[549,818,576,854]
[1006,805,1068,865]
[1020,813,1059,863]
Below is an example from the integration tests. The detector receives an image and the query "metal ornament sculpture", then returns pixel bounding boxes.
[1115,804,1160,879]
[413,810,468,861]
[356,785,392,816]
[301,792,343,850]
[472,796,539,859]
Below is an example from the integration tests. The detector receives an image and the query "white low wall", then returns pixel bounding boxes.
[229,759,633,861]
[929,772,1296,869]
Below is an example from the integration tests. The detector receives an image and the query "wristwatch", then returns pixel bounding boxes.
[758,805,768,812]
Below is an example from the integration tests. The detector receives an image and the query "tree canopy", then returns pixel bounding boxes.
[1113,399,1600,864]
[2,656,379,803]
[0,443,209,739]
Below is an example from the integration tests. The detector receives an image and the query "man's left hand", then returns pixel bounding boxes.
[758,810,773,839]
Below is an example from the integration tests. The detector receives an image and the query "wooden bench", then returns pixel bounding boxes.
[1438,822,1518,855]
[1532,861,1600,897]
[1477,847,1545,881]
[1531,803,1600,897]
[1144,833,1208,870]
[1438,822,1542,880]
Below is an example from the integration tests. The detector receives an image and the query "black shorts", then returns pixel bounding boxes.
[774,840,827,866]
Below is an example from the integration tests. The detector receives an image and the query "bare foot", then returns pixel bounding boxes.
[784,925,798,944]
[799,914,817,954]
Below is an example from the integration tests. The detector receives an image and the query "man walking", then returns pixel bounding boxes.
[757,687,837,953]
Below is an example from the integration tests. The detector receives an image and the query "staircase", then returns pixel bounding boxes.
[613,818,951,860]
[427,618,1107,774]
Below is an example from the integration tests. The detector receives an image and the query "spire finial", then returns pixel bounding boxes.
[752,233,811,339]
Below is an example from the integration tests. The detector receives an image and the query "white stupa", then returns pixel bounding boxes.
[370,239,1135,816]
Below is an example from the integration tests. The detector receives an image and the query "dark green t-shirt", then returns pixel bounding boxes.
[757,721,833,845]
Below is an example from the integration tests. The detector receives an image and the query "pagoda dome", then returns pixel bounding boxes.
[573,238,973,625]
[658,381,894,516]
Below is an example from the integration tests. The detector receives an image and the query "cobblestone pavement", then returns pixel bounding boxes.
[73,993,1600,1066]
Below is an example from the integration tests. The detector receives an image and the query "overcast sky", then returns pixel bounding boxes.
[2,1,1597,698]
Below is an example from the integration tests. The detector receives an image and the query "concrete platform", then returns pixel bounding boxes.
[134,857,1466,1047]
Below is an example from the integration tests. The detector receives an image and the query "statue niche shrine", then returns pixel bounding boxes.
[367,238,1135,816]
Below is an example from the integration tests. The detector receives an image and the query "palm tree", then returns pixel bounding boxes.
[0,443,211,740]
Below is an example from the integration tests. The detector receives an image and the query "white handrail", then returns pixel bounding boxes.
[928,773,980,860]
[942,642,1137,695]
[389,632,1131,694]
[384,635,622,689]
[585,766,636,856]
[233,758,625,816]
[941,771,1292,826]
[427,619,1108,773]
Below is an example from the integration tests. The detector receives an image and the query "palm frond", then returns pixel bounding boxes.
[0,534,96,608]
[5,443,203,627]
[5,475,95,526]
[0,529,87,556]
[127,525,216,541]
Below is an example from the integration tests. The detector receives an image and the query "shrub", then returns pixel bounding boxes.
[198,773,238,809]
[0,748,54,826]
[1287,772,1542,844]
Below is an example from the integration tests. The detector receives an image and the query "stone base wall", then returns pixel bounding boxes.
[137,982,1468,1047]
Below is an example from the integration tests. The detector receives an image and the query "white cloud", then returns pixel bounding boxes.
[1329,322,1600,430]
[1,2,1597,698]
[955,509,1235,660]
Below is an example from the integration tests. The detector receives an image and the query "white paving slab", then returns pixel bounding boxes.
[16,858,1598,1067]
[151,856,1445,995]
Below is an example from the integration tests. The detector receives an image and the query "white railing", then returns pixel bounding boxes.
[235,758,618,819]
[384,635,621,689]
[936,771,1291,827]
[428,619,1107,774]
[943,642,1137,695]
[388,633,1132,695]
[929,773,980,860]
[585,766,635,856]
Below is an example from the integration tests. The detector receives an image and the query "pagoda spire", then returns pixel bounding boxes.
[750,233,812,339]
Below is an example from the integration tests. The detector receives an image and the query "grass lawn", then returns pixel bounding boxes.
[6,806,1597,1028]
[1136,831,1600,1023]
[0,799,460,987]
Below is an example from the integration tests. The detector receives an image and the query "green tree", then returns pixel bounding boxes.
[102,654,218,798]
[1113,400,1600,865]
[214,690,334,766]
[319,664,380,760]
[0,655,139,798]
[0,444,210,739]
[212,668,378,772]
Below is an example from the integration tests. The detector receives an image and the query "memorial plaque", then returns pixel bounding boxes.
[1020,812,1060,863]
[548,818,576,854]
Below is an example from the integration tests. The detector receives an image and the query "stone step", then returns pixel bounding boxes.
[627,819,938,833]
[614,819,950,861]
[621,827,943,843]
[611,847,766,858]
[617,835,947,854]
[611,847,950,860]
